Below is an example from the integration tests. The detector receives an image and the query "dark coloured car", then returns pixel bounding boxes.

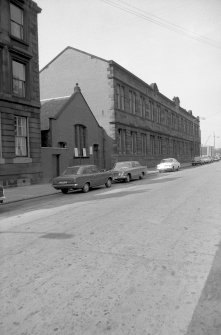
[192,156,202,166]
[0,185,5,203]
[112,161,147,182]
[52,165,113,193]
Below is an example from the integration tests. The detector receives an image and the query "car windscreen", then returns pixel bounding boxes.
[113,162,131,169]
[63,167,80,175]
[161,159,173,163]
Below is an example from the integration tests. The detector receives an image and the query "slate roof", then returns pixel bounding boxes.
[41,97,70,130]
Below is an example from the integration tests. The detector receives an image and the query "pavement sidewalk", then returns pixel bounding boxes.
[2,164,191,204]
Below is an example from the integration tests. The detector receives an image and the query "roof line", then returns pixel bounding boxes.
[40,46,109,72]
[53,89,103,130]
[41,96,71,102]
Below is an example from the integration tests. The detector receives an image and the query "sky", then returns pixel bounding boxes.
[36,0,221,148]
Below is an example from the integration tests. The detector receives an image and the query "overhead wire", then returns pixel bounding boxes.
[100,0,221,49]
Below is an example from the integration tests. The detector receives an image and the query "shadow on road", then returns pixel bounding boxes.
[0,176,181,214]
[186,240,221,335]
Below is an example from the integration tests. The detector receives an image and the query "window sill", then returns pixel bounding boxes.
[10,35,29,47]
[0,158,5,164]
[13,157,32,163]
[74,156,90,159]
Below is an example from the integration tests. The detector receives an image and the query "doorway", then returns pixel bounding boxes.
[52,154,60,178]
[93,144,99,167]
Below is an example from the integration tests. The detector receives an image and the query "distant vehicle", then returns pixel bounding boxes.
[0,185,5,203]
[112,161,147,182]
[52,165,113,193]
[157,158,180,172]
[213,155,220,162]
[201,156,212,164]
[192,156,203,166]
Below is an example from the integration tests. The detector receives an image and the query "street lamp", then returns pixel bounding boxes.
[213,132,220,154]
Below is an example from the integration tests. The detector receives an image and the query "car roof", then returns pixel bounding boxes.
[67,165,95,168]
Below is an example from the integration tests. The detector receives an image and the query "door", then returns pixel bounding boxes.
[93,144,99,167]
[52,154,60,178]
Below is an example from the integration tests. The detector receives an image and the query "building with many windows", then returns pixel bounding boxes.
[0,0,42,187]
[40,46,201,169]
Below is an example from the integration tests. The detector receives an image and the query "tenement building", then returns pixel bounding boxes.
[0,0,42,187]
[40,47,201,169]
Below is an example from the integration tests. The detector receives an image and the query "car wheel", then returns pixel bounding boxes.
[139,172,145,179]
[105,178,112,188]
[82,183,90,193]
[125,174,131,183]
[61,189,68,194]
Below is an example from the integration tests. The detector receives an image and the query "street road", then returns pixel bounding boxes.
[1,163,221,335]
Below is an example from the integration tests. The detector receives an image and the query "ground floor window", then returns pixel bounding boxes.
[15,116,28,156]
[74,124,87,157]
[131,131,137,154]
[141,133,147,155]
[118,128,126,154]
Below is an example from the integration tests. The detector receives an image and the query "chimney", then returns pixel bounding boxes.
[74,83,81,93]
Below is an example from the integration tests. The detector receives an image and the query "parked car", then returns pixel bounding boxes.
[213,155,220,162]
[112,161,147,182]
[201,156,212,164]
[192,156,203,166]
[157,158,180,172]
[0,185,5,204]
[52,165,113,193]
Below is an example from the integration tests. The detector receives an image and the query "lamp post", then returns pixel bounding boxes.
[198,116,206,156]
[213,132,220,155]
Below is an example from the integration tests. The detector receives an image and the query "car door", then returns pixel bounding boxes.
[90,165,103,186]
[132,161,141,178]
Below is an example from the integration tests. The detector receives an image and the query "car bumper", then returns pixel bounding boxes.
[157,167,173,172]
[53,183,79,190]
[114,177,127,182]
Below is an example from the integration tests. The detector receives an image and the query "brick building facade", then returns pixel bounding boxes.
[0,0,42,187]
[40,47,201,168]
[40,84,112,182]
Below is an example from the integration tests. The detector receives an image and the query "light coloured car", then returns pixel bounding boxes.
[0,185,5,203]
[157,158,180,172]
[112,161,147,182]
[52,165,113,193]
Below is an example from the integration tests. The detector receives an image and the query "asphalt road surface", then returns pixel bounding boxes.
[1,162,221,335]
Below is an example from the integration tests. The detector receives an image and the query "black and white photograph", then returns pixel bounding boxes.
[0,0,221,334]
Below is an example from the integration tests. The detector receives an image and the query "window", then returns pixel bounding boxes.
[116,84,125,110]
[150,135,155,155]
[132,92,136,114]
[129,91,132,113]
[157,105,161,123]
[166,138,170,155]
[12,60,26,97]
[131,131,137,154]
[149,100,154,121]
[118,129,126,154]
[58,141,67,148]
[158,136,163,154]
[141,134,147,155]
[120,86,125,110]
[128,90,136,114]
[116,84,120,109]
[140,96,146,118]
[74,124,87,157]
[15,116,28,156]
[10,3,24,40]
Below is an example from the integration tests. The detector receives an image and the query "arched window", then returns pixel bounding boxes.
[74,124,87,157]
